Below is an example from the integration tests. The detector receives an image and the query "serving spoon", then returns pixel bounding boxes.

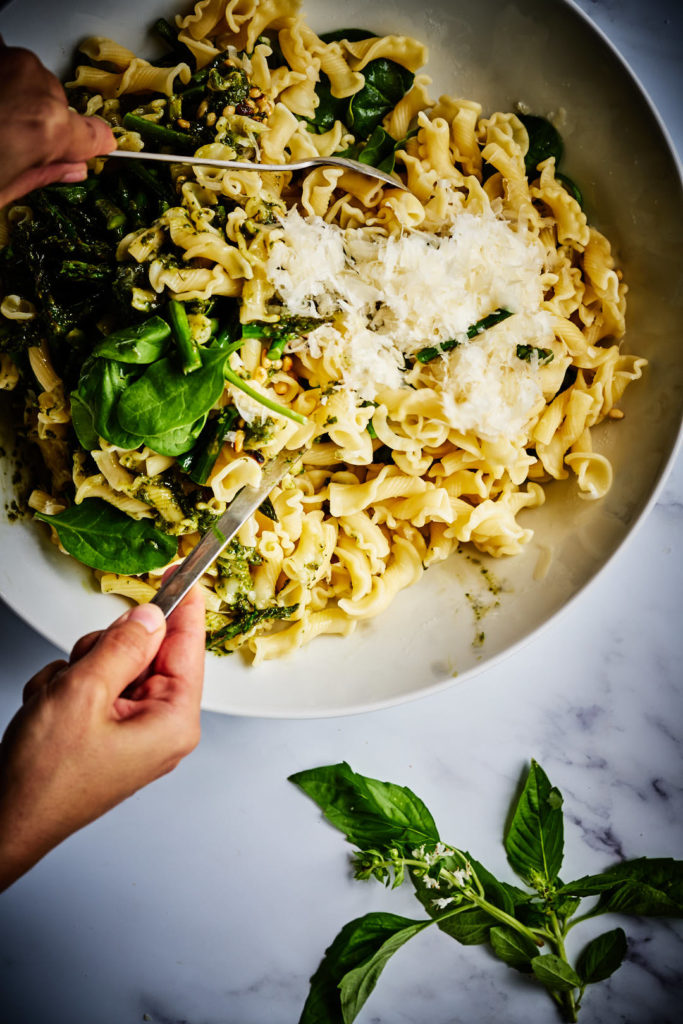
[107,147,407,191]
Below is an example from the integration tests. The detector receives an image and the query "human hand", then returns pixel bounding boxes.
[0,586,206,892]
[0,37,115,208]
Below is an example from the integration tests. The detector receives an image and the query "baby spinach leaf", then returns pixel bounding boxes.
[69,390,99,451]
[519,114,563,177]
[289,762,439,854]
[145,413,208,457]
[91,315,171,364]
[117,344,229,437]
[176,405,240,484]
[35,498,177,574]
[531,953,581,993]
[576,928,627,985]
[347,59,414,138]
[76,357,146,450]
[556,172,584,208]
[504,759,564,890]
[308,73,349,134]
[489,925,538,972]
[318,28,378,44]
[299,912,428,1024]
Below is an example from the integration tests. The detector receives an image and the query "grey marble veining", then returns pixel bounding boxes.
[0,0,681,1022]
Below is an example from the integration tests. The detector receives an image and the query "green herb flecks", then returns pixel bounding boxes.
[291,759,683,1023]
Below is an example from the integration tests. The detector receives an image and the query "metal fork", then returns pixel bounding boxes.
[107,148,407,191]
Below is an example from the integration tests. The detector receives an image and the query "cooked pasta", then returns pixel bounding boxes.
[0,0,645,663]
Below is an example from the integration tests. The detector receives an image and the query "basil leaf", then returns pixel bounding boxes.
[117,344,229,437]
[530,953,582,993]
[299,912,428,1024]
[91,315,171,364]
[35,498,177,574]
[288,762,439,853]
[489,925,538,972]
[519,114,563,176]
[576,928,627,985]
[504,760,564,890]
[347,59,414,138]
[559,858,683,916]
[339,916,430,1022]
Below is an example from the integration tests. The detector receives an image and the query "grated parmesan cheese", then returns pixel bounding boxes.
[265,206,555,438]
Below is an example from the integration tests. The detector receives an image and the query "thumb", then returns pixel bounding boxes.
[68,604,167,700]
[60,110,116,163]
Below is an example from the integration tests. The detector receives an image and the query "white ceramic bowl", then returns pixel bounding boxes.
[1,0,681,717]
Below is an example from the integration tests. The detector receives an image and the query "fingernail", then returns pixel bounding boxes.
[128,603,165,633]
[60,169,87,182]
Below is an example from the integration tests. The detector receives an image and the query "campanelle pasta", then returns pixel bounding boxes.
[0,0,645,662]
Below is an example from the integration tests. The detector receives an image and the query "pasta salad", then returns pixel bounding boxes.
[0,0,645,661]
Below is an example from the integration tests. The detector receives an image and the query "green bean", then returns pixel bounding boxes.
[416,309,513,363]
[122,112,194,151]
[94,197,126,234]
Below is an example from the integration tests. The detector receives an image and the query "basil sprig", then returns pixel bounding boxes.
[291,759,683,1023]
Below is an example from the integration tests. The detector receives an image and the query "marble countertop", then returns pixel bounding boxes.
[0,1,681,1022]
